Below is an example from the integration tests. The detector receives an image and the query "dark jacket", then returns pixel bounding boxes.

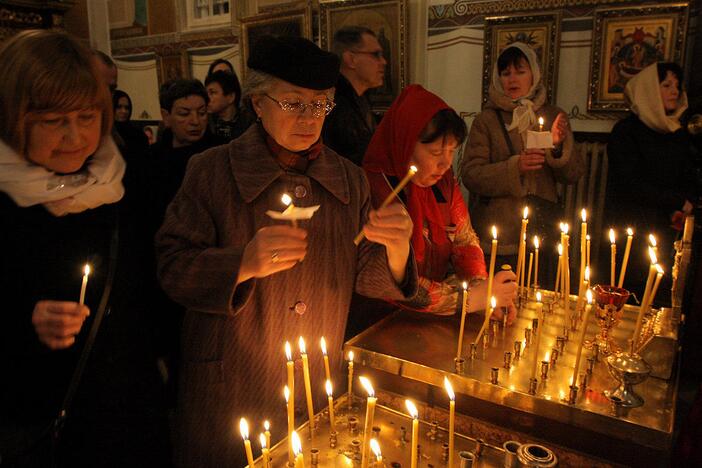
[156,125,418,467]
[0,191,170,467]
[208,106,256,143]
[322,74,377,166]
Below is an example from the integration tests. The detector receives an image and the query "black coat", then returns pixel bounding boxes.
[0,189,171,467]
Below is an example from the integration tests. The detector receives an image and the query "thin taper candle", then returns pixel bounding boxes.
[79,264,90,305]
[516,207,529,285]
[263,421,271,454]
[347,351,354,410]
[292,431,305,468]
[633,248,658,346]
[406,400,419,468]
[281,193,298,229]
[354,165,417,244]
[618,228,634,288]
[456,282,469,360]
[444,377,456,468]
[579,209,587,297]
[526,252,534,294]
[298,337,315,435]
[239,418,255,468]
[609,229,617,285]
[284,386,294,466]
[533,236,540,288]
[259,433,270,468]
[530,292,544,381]
[572,289,593,387]
[360,377,377,468]
[325,380,335,430]
[320,337,331,384]
[554,244,562,294]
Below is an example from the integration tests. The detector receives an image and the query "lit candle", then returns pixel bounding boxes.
[486,226,498,312]
[609,229,616,286]
[325,379,335,430]
[284,386,294,466]
[298,337,315,435]
[579,209,587,297]
[354,165,418,245]
[530,292,544,381]
[359,377,377,468]
[538,116,544,132]
[618,228,634,288]
[554,243,562,294]
[292,431,305,468]
[239,418,256,468]
[533,236,540,288]
[475,296,496,347]
[284,342,295,437]
[516,207,529,286]
[456,282,469,361]
[263,420,271,454]
[406,399,419,468]
[347,351,354,410]
[370,438,382,465]
[282,193,297,228]
[520,232,527,294]
[320,337,331,384]
[526,252,534,294]
[562,224,571,312]
[572,289,593,387]
[259,433,270,468]
[444,377,456,468]
[79,264,90,305]
[649,234,658,259]
[633,248,658,346]
[586,235,591,268]
[575,266,590,320]
[649,264,665,309]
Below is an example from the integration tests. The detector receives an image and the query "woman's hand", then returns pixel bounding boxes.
[32,300,90,350]
[363,203,413,284]
[237,225,308,284]
[467,270,518,324]
[551,112,568,146]
[518,149,546,173]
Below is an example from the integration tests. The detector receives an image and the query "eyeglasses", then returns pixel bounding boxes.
[351,50,385,60]
[263,94,336,118]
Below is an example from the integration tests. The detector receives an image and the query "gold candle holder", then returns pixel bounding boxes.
[540,361,550,380]
[524,328,532,347]
[454,357,465,375]
[514,341,522,360]
[504,351,512,369]
[469,343,477,360]
[490,367,499,385]
[528,378,538,395]
[568,385,579,405]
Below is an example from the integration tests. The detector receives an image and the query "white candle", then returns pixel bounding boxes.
[456,282,469,360]
[649,234,658,259]
[579,209,587,298]
[533,236,540,288]
[282,193,297,228]
[360,377,377,468]
[618,228,634,288]
[239,418,255,468]
[609,229,617,286]
[633,248,658,346]
[406,400,419,468]
[516,207,529,286]
[538,116,544,132]
[79,264,90,305]
[444,377,456,468]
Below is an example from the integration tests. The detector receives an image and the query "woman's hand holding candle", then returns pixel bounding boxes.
[518,149,546,173]
[237,225,308,285]
[32,300,90,350]
[360,203,413,284]
[551,113,568,146]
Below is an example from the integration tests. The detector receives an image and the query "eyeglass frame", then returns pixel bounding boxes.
[350,49,385,60]
[263,93,336,118]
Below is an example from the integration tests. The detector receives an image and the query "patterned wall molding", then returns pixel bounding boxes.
[112,28,237,57]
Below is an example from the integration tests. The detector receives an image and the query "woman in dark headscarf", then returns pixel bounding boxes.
[112,89,149,164]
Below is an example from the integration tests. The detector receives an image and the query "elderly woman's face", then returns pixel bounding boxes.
[410,135,458,188]
[252,80,332,152]
[26,107,102,173]
[660,71,680,113]
[499,57,533,100]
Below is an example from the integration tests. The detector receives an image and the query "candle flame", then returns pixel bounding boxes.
[409,165,418,174]
[370,439,381,459]
[405,399,418,419]
[348,351,354,362]
[538,117,544,126]
[281,193,292,206]
[569,376,574,386]
[586,234,591,241]
[320,337,327,356]
[533,236,539,249]
[285,341,292,361]
[563,223,569,234]
[259,433,267,449]
[359,376,374,397]
[462,281,468,291]
[544,351,550,362]
[444,376,455,401]
[649,234,657,247]
[581,209,587,222]
[83,264,91,276]
[536,291,542,303]
[492,225,497,240]
[490,296,497,309]
[264,420,270,431]
[523,206,529,219]
[649,247,657,265]
[558,243,563,255]
[585,266,590,282]
[239,417,249,440]
[559,390,566,401]
[284,385,290,402]
[627,227,634,236]
[656,264,664,275]
[609,229,616,244]
[298,336,306,355]
[325,379,333,397]
[291,431,302,456]
[586,289,593,304]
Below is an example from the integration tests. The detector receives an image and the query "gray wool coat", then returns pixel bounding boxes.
[156,125,418,467]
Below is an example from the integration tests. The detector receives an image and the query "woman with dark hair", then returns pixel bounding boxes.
[206,57,235,76]
[363,85,517,317]
[460,43,584,279]
[112,89,149,164]
[605,62,699,297]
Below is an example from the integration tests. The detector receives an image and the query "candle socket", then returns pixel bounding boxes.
[491,319,500,336]
[562,326,570,341]
[441,442,449,462]
[399,426,407,444]
[568,385,579,405]
[547,299,556,314]
[502,307,509,328]
[610,396,632,418]
[474,438,486,458]
[490,367,499,385]
[532,317,539,332]
[310,448,320,466]
[571,315,578,332]
[580,373,589,390]
[459,450,476,468]
[482,333,490,349]
[550,348,559,368]
[454,357,465,374]
[514,341,522,359]
[429,421,438,441]
[351,439,361,455]
[556,336,566,353]
[504,351,512,369]
[524,328,532,347]
[348,416,359,435]
[540,361,550,380]
[587,357,596,375]
[528,378,538,395]
[470,343,477,360]
[329,430,338,448]
[372,425,380,438]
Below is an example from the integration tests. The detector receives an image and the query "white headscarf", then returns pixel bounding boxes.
[0,136,125,216]
[491,42,544,134]
[625,62,688,134]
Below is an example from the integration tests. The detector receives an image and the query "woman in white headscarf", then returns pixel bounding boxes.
[605,62,698,297]
[460,43,584,269]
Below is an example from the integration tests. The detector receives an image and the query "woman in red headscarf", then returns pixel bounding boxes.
[363,85,517,317]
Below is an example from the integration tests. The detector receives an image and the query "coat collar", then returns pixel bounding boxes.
[229,125,351,204]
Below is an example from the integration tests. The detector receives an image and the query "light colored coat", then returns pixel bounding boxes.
[156,125,417,467]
